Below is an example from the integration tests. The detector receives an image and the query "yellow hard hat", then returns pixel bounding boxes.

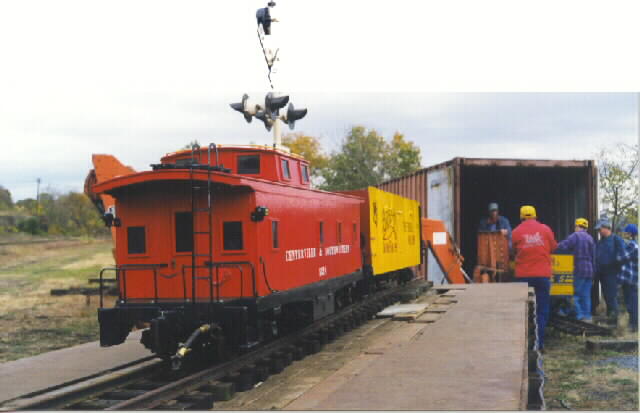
[520,205,537,219]
[575,218,589,228]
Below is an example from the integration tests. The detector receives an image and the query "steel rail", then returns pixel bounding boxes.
[0,356,160,411]
[549,315,613,336]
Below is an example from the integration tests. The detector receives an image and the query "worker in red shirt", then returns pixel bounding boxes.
[512,205,558,351]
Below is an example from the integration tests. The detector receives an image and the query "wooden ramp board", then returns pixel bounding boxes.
[425,303,452,313]
[392,306,429,321]
[413,312,443,323]
[434,297,458,304]
[376,303,429,318]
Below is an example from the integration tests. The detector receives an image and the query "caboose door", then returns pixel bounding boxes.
[170,196,215,303]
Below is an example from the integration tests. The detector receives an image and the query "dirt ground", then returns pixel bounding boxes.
[544,321,639,410]
[0,238,116,363]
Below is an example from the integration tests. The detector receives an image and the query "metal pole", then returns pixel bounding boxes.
[273,117,282,147]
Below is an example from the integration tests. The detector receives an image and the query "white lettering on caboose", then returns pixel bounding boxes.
[324,244,350,256]
[285,247,317,262]
[284,244,351,262]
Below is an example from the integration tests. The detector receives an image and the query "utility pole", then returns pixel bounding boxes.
[36,178,41,216]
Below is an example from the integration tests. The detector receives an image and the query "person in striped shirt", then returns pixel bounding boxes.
[618,223,638,333]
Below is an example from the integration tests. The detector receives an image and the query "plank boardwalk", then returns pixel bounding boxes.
[286,283,530,410]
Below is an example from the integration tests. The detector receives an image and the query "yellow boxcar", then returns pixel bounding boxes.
[357,187,421,275]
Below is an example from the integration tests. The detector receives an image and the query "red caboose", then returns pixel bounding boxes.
[90,144,365,361]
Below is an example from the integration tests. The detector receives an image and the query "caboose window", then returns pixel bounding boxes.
[281,159,291,179]
[127,226,146,254]
[238,155,260,174]
[272,220,279,249]
[175,158,194,166]
[337,222,342,243]
[223,221,243,250]
[319,221,324,244]
[175,212,193,252]
[301,164,309,182]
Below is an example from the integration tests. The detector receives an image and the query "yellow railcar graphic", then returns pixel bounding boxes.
[550,254,574,296]
[367,187,421,275]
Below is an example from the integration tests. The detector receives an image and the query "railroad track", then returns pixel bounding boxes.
[549,314,613,336]
[5,281,427,411]
[0,238,79,246]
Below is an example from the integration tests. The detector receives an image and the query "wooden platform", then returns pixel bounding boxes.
[286,283,530,410]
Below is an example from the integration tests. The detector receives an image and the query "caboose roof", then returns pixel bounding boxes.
[92,167,364,203]
[161,144,308,163]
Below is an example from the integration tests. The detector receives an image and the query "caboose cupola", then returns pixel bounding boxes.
[159,145,311,188]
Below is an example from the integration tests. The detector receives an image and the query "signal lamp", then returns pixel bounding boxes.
[254,110,273,131]
[264,92,289,117]
[283,102,308,130]
[229,94,255,123]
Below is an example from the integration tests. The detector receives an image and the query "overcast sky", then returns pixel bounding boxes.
[1,1,638,201]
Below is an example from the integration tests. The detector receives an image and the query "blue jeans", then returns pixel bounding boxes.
[516,277,550,350]
[599,273,619,317]
[573,277,592,320]
[621,283,638,327]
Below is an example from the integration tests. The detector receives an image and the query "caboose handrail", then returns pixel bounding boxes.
[98,261,256,307]
[205,260,258,298]
[99,264,169,308]
[208,143,219,168]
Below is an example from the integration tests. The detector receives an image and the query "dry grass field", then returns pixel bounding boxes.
[0,237,116,363]
[544,319,639,410]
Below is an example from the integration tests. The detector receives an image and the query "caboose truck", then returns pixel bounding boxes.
[87,143,421,368]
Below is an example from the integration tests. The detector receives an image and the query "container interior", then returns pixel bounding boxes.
[459,165,591,275]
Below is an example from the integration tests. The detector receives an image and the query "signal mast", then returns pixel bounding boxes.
[229,1,307,147]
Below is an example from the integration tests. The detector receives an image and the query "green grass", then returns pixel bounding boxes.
[612,378,637,386]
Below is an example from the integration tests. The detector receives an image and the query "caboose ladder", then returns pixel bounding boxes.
[189,143,218,307]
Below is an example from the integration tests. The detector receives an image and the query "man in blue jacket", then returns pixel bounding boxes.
[478,202,512,248]
[595,218,626,324]
[618,224,638,332]
[557,218,596,321]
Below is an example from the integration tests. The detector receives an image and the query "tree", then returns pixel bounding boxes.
[321,126,388,191]
[44,192,107,237]
[384,132,422,180]
[596,142,639,231]
[320,126,422,191]
[0,185,13,210]
[281,133,329,178]
[15,198,38,214]
[14,191,108,237]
